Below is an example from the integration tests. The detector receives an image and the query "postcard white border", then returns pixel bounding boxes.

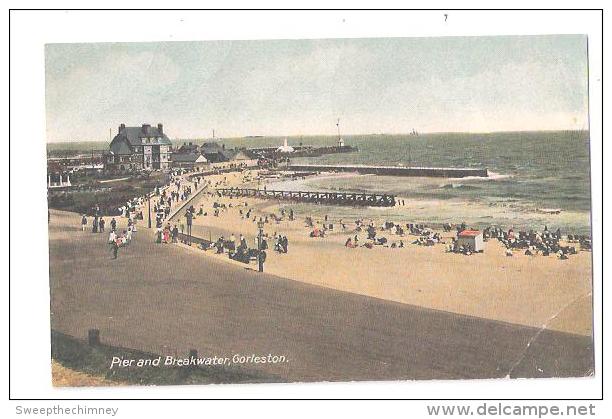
[7,6,604,404]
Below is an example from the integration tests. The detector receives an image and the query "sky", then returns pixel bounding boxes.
[45,35,589,142]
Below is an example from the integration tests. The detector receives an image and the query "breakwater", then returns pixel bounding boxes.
[249,145,358,159]
[217,188,396,207]
[286,164,488,178]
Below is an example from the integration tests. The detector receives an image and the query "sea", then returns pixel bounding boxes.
[222,131,593,235]
[49,130,592,235]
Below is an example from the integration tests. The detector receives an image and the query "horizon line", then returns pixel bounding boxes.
[47,128,590,144]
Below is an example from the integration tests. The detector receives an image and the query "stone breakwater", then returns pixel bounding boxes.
[287,164,488,178]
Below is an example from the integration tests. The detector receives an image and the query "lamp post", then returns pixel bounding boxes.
[257,219,265,273]
[147,192,152,229]
[186,209,193,246]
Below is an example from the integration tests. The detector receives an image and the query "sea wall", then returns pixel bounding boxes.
[287,164,488,178]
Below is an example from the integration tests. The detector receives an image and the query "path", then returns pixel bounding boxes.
[49,210,593,382]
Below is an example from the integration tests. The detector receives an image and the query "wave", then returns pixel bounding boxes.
[439,183,480,190]
[447,171,512,181]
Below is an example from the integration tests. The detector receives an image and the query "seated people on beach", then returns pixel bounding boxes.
[215,237,225,254]
[580,237,592,250]
[344,238,357,248]
[279,236,288,253]
[230,245,250,264]
[367,225,377,240]
[310,227,325,238]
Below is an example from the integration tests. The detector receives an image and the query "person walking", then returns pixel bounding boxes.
[99,217,105,233]
[163,225,170,244]
[81,215,87,232]
[111,239,119,259]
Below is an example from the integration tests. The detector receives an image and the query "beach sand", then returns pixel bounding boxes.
[52,361,122,387]
[178,170,592,337]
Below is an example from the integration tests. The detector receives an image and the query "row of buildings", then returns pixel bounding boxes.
[105,123,253,172]
[50,122,352,176]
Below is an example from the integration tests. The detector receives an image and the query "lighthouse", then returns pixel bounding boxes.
[336,118,345,147]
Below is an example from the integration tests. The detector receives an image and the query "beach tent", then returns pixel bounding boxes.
[457,230,485,252]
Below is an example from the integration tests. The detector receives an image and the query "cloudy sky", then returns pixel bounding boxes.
[45,35,589,142]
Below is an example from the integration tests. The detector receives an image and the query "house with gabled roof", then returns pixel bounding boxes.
[171,152,209,168]
[105,123,172,172]
[200,142,234,163]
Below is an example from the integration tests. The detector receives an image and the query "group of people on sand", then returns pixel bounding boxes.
[303,212,592,260]
[92,165,593,266]
[274,234,289,253]
[216,196,592,262]
[483,225,584,260]
[209,233,259,264]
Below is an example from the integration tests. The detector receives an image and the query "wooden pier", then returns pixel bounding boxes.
[217,188,396,207]
[287,164,488,178]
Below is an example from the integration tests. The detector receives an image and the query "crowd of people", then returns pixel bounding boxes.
[78,170,205,258]
[483,225,588,259]
[78,206,138,259]
[76,165,593,266]
[310,213,593,260]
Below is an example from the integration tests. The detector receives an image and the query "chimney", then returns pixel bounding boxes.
[157,123,163,134]
[142,123,150,135]
[119,123,125,133]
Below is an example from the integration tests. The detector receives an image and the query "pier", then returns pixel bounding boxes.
[286,164,488,178]
[216,188,396,207]
[248,144,358,159]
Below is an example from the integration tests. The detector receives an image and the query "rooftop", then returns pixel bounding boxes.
[458,230,482,237]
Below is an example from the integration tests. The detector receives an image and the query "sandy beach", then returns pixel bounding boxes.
[171,170,592,337]
[48,208,594,382]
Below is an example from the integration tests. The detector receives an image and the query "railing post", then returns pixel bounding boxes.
[88,329,100,346]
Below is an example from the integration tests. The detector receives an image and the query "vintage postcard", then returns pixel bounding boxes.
[46,35,593,386]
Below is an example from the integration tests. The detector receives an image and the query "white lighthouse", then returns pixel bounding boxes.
[336,118,345,147]
[276,138,295,153]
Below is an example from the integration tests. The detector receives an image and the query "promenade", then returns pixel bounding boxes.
[49,209,593,382]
